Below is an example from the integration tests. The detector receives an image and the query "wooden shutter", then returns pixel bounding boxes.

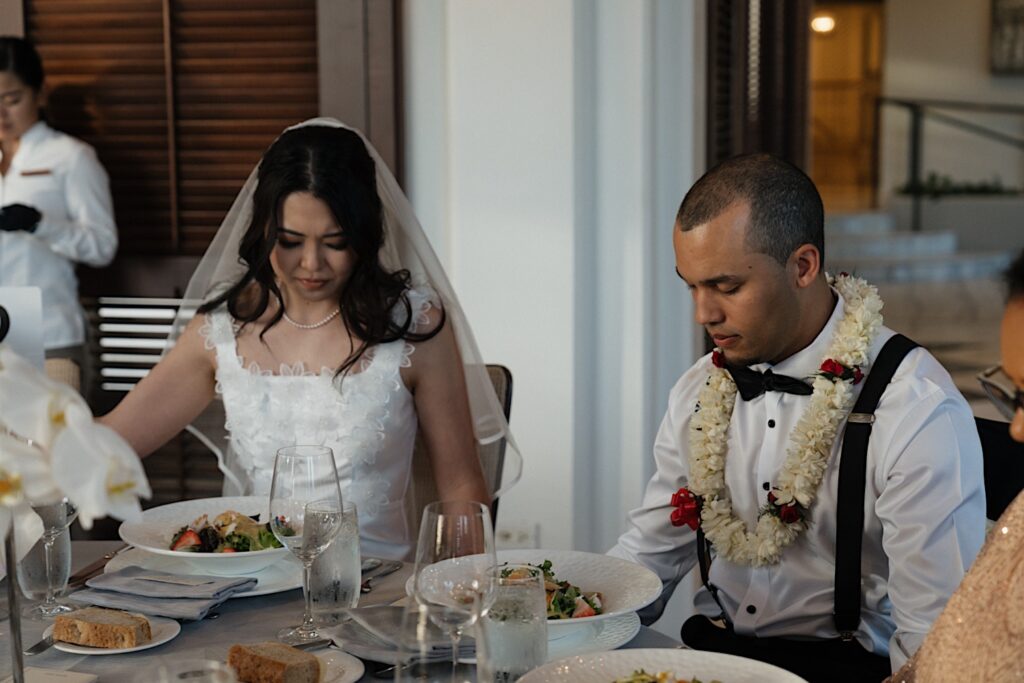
[172,0,318,253]
[25,0,318,257]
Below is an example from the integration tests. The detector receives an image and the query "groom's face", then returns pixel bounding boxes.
[674,200,801,366]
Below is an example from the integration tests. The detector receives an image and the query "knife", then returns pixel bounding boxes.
[360,560,403,593]
[67,543,129,588]
[293,638,332,651]
[23,633,54,656]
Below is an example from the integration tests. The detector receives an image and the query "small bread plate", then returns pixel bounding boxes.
[44,615,180,655]
[118,496,289,575]
[518,648,808,683]
[318,649,365,683]
[107,547,302,598]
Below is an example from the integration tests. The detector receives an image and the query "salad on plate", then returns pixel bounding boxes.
[169,510,294,553]
[505,559,604,619]
[613,671,723,683]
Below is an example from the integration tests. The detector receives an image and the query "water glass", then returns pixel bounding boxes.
[476,564,548,682]
[309,501,360,627]
[413,500,496,677]
[17,499,78,618]
[269,445,344,645]
[392,601,472,683]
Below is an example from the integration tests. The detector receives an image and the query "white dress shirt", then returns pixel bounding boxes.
[609,291,986,672]
[0,121,117,349]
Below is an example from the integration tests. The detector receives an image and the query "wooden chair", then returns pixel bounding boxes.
[404,365,513,537]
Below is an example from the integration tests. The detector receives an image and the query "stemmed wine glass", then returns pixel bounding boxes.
[412,500,496,675]
[269,445,344,645]
[18,498,78,618]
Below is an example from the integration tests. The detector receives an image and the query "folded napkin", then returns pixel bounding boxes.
[85,566,257,600]
[68,566,258,620]
[332,605,475,664]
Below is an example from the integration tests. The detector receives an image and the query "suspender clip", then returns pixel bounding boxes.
[847,412,875,424]
[838,630,856,642]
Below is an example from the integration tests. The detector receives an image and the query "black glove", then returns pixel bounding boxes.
[0,203,42,233]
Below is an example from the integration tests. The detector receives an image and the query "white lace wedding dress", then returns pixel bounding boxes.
[199,287,435,561]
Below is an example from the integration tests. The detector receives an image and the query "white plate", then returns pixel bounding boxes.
[407,550,660,636]
[317,649,365,683]
[106,547,303,598]
[46,615,180,655]
[519,648,809,682]
[118,496,289,575]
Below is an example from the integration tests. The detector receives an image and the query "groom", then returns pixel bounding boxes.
[609,154,986,681]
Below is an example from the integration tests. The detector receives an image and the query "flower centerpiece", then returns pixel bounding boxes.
[0,345,150,682]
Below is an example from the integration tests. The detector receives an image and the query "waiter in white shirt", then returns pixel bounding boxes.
[0,36,117,387]
[609,154,985,681]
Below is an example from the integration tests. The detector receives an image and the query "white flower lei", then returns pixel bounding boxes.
[687,274,883,567]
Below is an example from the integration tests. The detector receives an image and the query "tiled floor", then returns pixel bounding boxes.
[876,278,1005,421]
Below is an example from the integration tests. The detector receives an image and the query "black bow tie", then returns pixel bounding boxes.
[726,365,813,401]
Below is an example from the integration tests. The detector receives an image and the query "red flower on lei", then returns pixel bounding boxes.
[670,487,701,530]
[766,490,804,525]
[711,350,726,369]
[819,358,864,385]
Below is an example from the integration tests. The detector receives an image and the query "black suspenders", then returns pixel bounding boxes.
[832,333,918,638]
[695,334,920,638]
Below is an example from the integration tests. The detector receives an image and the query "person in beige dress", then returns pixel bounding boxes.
[888,250,1024,683]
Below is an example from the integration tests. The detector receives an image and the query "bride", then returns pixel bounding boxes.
[100,119,518,560]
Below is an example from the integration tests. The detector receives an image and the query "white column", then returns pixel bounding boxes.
[402,0,705,557]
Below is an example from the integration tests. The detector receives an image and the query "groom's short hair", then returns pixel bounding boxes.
[676,153,824,266]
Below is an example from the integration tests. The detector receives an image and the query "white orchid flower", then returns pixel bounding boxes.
[0,432,61,505]
[0,346,150,532]
[0,346,89,449]
[51,403,151,529]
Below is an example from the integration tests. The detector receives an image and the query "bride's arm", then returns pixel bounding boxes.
[404,309,490,505]
[98,314,217,458]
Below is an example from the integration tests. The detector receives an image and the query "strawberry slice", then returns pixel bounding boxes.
[571,596,596,618]
[171,529,202,552]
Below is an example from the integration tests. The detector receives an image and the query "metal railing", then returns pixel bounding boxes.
[878,97,1024,231]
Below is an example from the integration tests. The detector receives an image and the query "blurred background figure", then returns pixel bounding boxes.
[0,36,117,391]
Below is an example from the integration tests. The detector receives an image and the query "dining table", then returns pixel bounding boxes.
[0,541,683,682]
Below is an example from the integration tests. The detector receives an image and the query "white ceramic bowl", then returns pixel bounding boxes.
[118,496,289,575]
[494,550,661,634]
[518,648,808,682]
[408,549,662,636]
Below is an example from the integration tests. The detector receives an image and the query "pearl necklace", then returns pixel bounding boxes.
[282,308,341,330]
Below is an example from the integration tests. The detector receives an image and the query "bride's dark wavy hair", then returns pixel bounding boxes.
[198,124,445,377]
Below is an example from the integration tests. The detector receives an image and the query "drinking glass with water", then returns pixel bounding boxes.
[17,498,78,618]
[309,501,360,627]
[476,564,548,682]
[269,445,344,645]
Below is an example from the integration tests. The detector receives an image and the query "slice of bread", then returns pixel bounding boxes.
[53,607,152,649]
[227,642,321,683]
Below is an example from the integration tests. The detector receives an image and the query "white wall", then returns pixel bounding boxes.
[403,0,704,562]
[880,0,1024,200]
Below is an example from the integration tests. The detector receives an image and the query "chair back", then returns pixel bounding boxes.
[977,417,1024,521]
[405,365,513,536]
